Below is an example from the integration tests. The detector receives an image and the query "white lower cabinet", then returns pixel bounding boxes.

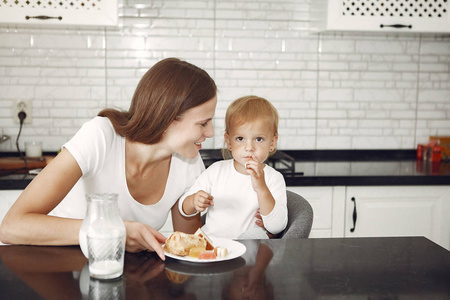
[289,185,450,250]
[0,190,23,245]
[0,190,22,221]
[287,186,338,238]
[344,186,450,250]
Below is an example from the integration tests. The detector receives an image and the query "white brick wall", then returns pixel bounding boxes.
[0,0,449,152]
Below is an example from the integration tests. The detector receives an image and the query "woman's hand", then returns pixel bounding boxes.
[124,221,167,260]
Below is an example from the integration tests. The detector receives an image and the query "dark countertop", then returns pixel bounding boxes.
[0,237,449,299]
[284,159,450,186]
[1,150,449,189]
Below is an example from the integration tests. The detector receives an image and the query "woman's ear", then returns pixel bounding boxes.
[224,132,231,149]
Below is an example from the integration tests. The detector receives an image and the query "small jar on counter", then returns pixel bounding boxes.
[431,145,441,162]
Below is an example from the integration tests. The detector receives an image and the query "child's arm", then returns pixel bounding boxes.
[245,156,275,216]
[246,156,288,234]
[182,191,214,215]
[178,163,216,217]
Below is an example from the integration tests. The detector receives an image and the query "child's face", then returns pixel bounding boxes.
[225,119,278,168]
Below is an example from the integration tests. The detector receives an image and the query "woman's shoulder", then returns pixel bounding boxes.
[80,116,116,139]
[67,116,120,155]
[84,116,114,130]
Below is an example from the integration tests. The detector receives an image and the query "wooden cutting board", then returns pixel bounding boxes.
[0,156,48,170]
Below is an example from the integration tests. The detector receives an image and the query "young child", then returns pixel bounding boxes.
[178,96,288,239]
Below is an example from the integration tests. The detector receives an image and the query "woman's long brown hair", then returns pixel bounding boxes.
[98,58,217,144]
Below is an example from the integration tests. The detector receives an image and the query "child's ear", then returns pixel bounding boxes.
[272,134,278,145]
[270,134,278,150]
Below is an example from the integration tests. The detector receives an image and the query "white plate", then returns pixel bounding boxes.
[164,237,246,263]
[165,257,246,276]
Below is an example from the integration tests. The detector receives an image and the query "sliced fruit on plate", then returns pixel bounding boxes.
[214,246,228,258]
[198,251,217,260]
[188,246,206,258]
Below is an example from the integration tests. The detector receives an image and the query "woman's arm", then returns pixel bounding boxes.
[171,200,202,234]
[0,148,170,260]
[0,148,83,245]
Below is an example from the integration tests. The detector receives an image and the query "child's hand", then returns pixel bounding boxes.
[192,190,214,212]
[245,156,268,192]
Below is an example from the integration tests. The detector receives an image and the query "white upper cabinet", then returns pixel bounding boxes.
[0,0,117,27]
[311,0,450,33]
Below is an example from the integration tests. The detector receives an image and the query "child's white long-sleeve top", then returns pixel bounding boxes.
[179,159,288,239]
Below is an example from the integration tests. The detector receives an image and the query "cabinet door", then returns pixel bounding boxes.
[0,190,23,245]
[0,0,117,26]
[0,190,22,218]
[345,186,450,250]
[288,186,334,238]
[311,0,450,33]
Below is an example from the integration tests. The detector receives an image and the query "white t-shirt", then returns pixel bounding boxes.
[49,117,205,231]
[179,159,288,239]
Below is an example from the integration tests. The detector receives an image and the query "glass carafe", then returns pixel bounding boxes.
[79,193,126,280]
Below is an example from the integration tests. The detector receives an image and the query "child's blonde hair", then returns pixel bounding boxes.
[222,95,279,159]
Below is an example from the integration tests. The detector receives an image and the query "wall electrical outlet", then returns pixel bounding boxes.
[13,99,33,124]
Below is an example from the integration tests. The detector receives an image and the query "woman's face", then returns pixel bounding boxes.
[164,96,217,159]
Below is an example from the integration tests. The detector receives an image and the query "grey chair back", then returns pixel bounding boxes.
[277,190,313,239]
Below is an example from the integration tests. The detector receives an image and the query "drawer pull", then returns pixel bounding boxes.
[380,24,412,29]
[25,15,63,21]
[350,197,357,233]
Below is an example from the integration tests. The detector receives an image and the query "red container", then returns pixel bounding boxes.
[416,144,424,160]
[432,145,441,162]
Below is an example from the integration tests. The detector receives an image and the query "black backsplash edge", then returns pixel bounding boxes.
[1,149,417,162]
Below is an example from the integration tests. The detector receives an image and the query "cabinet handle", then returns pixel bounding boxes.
[380,24,412,29]
[25,15,63,21]
[350,197,357,233]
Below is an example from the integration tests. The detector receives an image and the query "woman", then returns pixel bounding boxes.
[0,58,217,260]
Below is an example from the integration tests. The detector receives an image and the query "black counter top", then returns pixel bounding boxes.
[0,237,449,299]
[1,150,449,189]
[285,150,450,186]
[284,159,450,186]
[0,174,36,190]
